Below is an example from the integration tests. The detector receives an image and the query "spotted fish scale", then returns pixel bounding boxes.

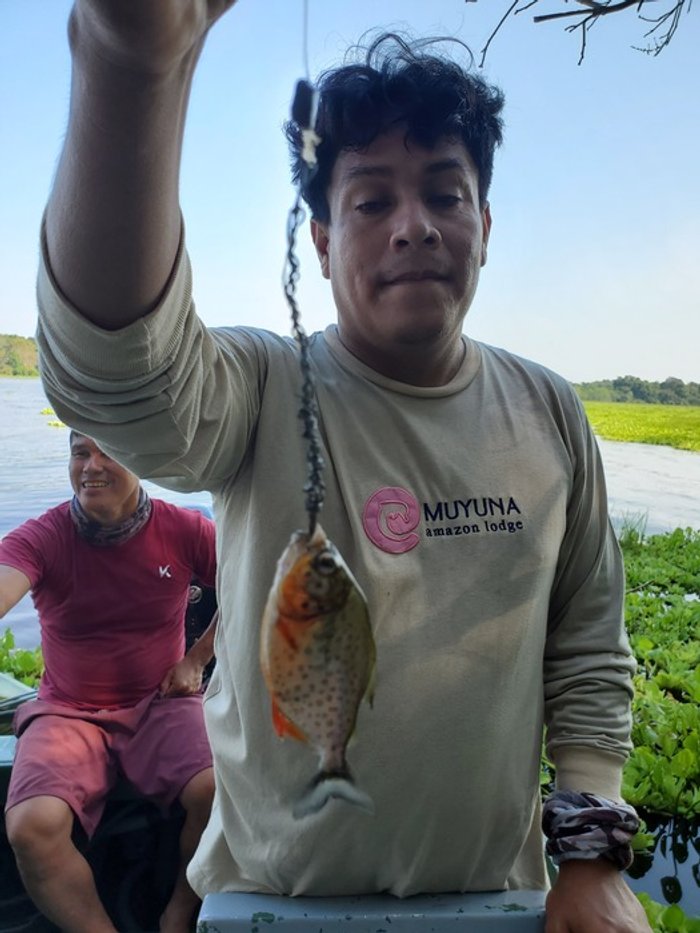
[260,524,375,818]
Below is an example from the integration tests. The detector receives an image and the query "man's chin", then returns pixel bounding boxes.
[393,328,444,346]
[381,301,464,344]
[386,319,455,347]
[77,493,112,520]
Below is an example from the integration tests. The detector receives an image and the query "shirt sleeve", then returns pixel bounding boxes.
[543,387,635,801]
[0,516,55,589]
[191,512,217,590]
[36,223,272,494]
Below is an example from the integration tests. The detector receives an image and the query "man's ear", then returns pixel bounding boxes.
[480,202,492,268]
[310,219,331,279]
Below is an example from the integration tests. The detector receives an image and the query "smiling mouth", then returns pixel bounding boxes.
[82,481,108,489]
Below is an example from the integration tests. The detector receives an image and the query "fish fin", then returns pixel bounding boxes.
[293,770,375,820]
[271,698,308,743]
[366,662,376,710]
[363,648,377,710]
[275,615,299,651]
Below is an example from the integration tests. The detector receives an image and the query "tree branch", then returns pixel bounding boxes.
[473,0,691,62]
[533,0,647,23]
[479,0,521,67]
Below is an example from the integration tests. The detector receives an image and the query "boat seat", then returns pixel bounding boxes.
[1,734,183,932]
[197,890,547,931]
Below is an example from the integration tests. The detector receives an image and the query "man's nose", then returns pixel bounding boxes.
[389,201,441,251]
[83,454,106,472]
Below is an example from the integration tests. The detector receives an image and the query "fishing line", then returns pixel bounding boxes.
[282,0,325,539]
[301,0,311,81]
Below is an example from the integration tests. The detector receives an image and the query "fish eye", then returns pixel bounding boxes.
[313,550,337,576]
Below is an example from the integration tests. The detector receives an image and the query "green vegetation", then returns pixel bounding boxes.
[620,526,700,928]
[583,401,700,452]
[576,376,700,407]
[0,629,43,687]
[39,405,66,429]
[537,525,700,924]
[638,893,700,932]
[2,526,699,924]
[621,527,700,818]
[541,528,700,818]
[0,335,38,377]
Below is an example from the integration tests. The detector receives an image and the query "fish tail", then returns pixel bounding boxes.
[293,767,375,820]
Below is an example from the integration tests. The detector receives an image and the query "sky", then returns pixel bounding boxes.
[0,0,698,384]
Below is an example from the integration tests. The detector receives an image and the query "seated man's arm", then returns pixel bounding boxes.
[160,610,218,698]
[0,565,31,619]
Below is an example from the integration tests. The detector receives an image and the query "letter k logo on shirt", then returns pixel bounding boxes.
[159,565,172,579]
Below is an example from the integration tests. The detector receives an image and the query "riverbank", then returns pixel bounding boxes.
[2,379,699,651]
[5,377,698,453]
[583,401,700,453]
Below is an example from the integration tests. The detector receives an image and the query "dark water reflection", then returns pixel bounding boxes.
[626,813,700,916]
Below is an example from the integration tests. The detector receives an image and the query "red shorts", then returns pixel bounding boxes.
[5,691,212,837]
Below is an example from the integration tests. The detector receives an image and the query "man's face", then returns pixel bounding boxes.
[69,435,140,524]
[311,128,491,382]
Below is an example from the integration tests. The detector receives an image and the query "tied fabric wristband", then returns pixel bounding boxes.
[542,790,640,871]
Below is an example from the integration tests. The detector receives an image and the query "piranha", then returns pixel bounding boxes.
[260,524,376,819]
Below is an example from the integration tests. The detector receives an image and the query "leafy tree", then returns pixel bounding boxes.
[659,377,689,405]
[0,334,39,377]
[575,376,700,406]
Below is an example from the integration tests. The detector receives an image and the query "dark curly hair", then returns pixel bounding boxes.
[284,32,505,224]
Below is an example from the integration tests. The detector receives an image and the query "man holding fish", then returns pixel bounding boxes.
[35,2,648,931]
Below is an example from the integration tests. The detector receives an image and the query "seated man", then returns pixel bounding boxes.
[0,432,218,933]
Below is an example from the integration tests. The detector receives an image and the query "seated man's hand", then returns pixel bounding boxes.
[159,656,204,697]
[545,858,652,932]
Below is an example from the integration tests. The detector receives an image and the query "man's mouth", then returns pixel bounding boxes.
[82,481,108,488]
[385,271,447,285]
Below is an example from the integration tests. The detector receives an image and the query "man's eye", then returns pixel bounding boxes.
[356,200,388,214]
[429,194,461,208]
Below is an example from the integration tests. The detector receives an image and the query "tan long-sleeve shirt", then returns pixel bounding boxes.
[37,236,634,897]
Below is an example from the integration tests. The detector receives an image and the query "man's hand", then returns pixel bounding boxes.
[159,610,217,697]
[545,859,652,932]
[45,1,240,328]
[159,655,205,697]
[72,0,239,75]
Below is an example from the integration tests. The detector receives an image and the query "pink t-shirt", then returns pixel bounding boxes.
[0,500,216,710]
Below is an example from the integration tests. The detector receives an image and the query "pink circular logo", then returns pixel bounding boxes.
[362,487,420,554]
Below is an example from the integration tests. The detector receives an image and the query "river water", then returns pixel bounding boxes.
[2,377,699,649]
[0,378,212,649]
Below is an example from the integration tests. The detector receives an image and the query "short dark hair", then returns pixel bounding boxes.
[285,33,505,224]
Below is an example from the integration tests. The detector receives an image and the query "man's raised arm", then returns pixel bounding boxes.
[45,1,238,331]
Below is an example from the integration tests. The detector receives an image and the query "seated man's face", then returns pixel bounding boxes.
[69,435,140,523]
